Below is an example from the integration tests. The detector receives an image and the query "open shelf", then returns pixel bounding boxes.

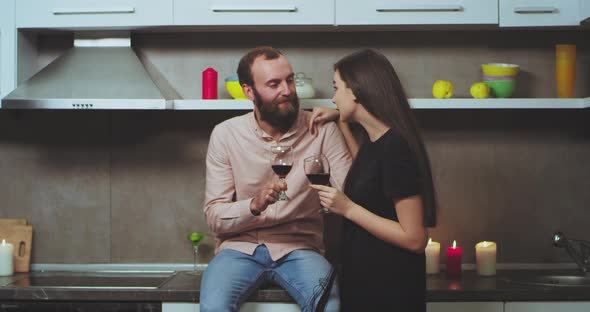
[173,99,336,110]
[409,98,588,109]
[173,98,588,110]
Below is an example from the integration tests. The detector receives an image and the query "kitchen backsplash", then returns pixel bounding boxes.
[0,30,588,265]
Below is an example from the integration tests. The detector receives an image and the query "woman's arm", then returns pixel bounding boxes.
[310,183,428,253]
[336,119,359,159]
[309,107,359,159]
[345,195,428,253]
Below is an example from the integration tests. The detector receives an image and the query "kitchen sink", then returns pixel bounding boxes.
[505,275,590,287]
[6,271,176,289]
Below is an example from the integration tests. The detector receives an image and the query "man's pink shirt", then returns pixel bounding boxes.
[204,110,352,261]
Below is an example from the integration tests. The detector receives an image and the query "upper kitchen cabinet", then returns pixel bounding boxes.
[16,0,173,29]
[335,0,497,25]
[174,0,334,25]
[582,1,590,23]
[1,0,17,99]
[499,0,580,27]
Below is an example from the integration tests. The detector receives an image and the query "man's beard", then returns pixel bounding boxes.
[253,87,300,133]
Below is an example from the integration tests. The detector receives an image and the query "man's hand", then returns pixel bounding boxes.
[250,180,288,215]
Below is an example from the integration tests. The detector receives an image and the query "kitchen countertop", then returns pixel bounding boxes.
[1,270,590,303]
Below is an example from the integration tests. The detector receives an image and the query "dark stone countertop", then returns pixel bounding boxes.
[1,269,590,303]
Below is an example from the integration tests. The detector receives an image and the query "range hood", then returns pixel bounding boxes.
[2,33,179,110]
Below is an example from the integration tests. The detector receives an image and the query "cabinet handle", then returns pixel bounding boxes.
[376,5,463,12]
[211,6,297,13]
[513,6,558,14]
[52,7,136,15]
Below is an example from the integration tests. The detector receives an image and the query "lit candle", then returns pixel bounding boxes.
[0,239,14,277]
[475,241,497,276]
[446,240,462,277]
[425,238,440,274]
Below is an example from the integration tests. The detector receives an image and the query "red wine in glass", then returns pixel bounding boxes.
[306,173,330,185]
[272,165,292,178]
[304,154,331,213]
[270,145,293,201]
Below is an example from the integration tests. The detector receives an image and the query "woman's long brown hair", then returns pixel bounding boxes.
[335,49,437,227]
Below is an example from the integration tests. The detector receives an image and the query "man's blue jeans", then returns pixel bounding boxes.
[200,245,339,312]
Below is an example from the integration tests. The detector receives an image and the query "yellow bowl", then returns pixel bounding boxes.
[482,63,520,77]
[225,81,247,99]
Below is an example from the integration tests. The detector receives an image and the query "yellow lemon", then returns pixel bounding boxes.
[432,80,454,99]
[470,82,490,99]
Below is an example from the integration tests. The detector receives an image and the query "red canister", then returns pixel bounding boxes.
[202,67,218,99]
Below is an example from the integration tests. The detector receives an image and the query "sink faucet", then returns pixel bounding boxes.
[552,231,590,275]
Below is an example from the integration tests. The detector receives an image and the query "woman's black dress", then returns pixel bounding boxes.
[340,129,426,312]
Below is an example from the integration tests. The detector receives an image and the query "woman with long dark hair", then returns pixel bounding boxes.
[308,49,437,311]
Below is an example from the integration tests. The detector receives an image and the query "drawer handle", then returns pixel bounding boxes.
[53,7,136,15]
[513,6,558,14]
[211,6,297,13]
[376,5,463,12]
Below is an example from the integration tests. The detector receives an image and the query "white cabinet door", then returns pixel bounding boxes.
[1,0,17,99]
[16,0,173,29]
[581,0,590,24]
[427,302,504,312]
[499,0,580,27]
[162,302,300,312]
[336,0,498,25]
[505,302,590,312]
[174,0,334,25]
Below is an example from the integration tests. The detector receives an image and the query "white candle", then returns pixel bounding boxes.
[475,241,497,276]
[425,238,441,274]
[0,239,14,276]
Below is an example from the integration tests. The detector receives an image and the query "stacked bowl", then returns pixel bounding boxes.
[225,75,247,99]
[482,63,519,98]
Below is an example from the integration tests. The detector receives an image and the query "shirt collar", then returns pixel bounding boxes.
[249,111,306,143]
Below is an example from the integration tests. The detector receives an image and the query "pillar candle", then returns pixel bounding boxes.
[555,44,576,98]
[446,240,462,277]
[202,67,218,99]
[0,239,14,277]
[475,241,497,276]
[425,238,440,274]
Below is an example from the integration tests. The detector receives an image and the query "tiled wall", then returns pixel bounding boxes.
[0,30,588,265]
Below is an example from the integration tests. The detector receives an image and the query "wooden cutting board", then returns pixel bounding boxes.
[0,218,27,226]
[0,222,33,272]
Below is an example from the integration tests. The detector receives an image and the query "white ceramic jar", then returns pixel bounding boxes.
[295,72,315,99]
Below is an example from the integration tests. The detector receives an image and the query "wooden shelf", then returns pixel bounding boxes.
[173,98,588,110]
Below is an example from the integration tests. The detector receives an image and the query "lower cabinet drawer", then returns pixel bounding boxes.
[163,302,300,312]
[427,302,504,312]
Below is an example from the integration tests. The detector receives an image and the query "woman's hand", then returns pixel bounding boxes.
[309,184,356,217]
[308,107,340,136]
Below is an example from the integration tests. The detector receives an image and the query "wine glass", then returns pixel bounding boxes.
[304,154,331,214]
[186,232,204,276]
[270,145,293,201]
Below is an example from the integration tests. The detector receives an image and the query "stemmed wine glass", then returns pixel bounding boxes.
[304,154,331,214]
[270,145,294,201]
[186,232,204,276]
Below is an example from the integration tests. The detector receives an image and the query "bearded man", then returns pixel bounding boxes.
[200,47,352,312]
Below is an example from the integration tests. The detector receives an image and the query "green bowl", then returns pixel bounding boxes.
[483,80,516,98]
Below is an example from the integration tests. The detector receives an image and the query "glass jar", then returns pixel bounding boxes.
[295,72,315,99]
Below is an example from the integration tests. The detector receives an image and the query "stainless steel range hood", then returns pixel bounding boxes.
[2,33,179,110]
